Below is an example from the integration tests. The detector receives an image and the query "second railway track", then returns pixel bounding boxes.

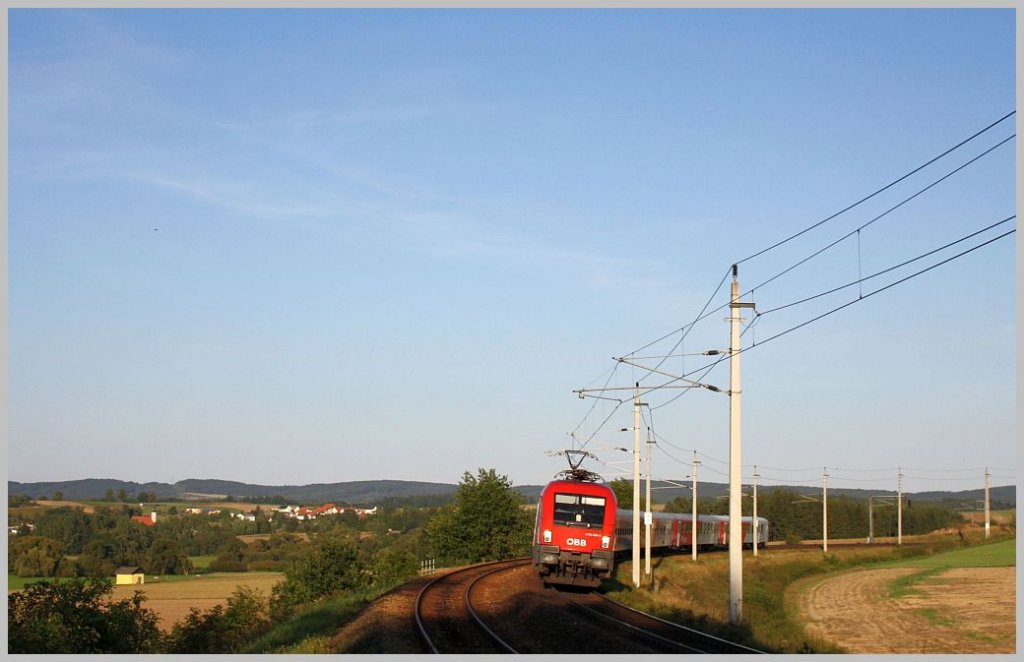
[415,558,763,654]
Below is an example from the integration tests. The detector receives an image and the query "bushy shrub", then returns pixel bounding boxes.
[165,586,271,653]
[8,578,161,653]
[370,547,419,590]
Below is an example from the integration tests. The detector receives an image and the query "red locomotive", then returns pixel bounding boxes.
[532,478,618,587]
[532,473,769,587]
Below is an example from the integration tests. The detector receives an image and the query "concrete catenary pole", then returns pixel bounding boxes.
[645,427,653,577]
[984,467,991,539]
[822,468,829,553]
[632,383,642,588]
[868,496,874,544]
[752,466,759,557]
[897,468,903,546]
[728,265,754,624]
[692,451,700,562]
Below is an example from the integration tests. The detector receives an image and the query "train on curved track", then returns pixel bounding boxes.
[532,477,768,587]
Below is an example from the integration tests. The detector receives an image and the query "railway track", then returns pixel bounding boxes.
[414,558,527,654]
[561,590,765,654]
[414,557,763,654]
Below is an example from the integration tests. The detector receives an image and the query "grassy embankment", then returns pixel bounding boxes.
[602,529,1014,654]
[241,593,371,653]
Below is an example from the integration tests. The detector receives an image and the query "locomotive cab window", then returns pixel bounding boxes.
[553,494,606,528]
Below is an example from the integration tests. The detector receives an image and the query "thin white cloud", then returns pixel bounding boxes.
[126,172,347,221]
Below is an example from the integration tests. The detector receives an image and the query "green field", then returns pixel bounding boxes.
[188,555,218,570]
[880,538,1015,570]
[7,575,85,591]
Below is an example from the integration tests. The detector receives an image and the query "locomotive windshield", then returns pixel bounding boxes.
[553,493,606,528]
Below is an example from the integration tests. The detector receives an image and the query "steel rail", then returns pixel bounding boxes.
[594,591,765,654]
[414,558,528,654]
[464,562,527,654]
[555,589,706,653]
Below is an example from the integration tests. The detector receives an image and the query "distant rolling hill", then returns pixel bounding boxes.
[8,478,459,506]
[8,478,1015,508]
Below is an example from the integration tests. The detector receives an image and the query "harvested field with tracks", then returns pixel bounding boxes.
[792,541,1015,653]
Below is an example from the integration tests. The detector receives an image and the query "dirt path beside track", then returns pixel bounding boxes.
[793,566,1015,653]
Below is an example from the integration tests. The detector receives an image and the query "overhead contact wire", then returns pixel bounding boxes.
[735,110,1016,266]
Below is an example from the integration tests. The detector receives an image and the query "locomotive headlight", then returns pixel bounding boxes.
[601,535,610,549]
[543,529,552,543]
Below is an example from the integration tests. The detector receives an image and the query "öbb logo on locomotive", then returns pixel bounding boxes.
[532,477,769,588]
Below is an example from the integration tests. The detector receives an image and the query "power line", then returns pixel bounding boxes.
[903,466,992,473]
[613,112,1015,383]
[655,443,693,469]
[757,215,1015,317]
[571,115,1014,458]
[745,134,1015,298]
[625,268,731,359]
[735,110,1015,266]
[569,362,622,444]
[616,210,1012,408]
[903,475,995,482]
[750,225,1014,349]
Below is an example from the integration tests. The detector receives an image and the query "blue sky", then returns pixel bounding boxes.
[8,8,1016,495]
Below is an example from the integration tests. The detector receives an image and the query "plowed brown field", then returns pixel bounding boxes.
[794,566,1015,653]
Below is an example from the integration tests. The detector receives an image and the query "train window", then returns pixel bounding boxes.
[553,493,606,528]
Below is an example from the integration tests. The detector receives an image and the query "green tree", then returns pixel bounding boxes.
[609,478,649,511]
[270,531,368,613]
[8,578,161,653]
[424,468,532,565]
[9,536,65,577]
[117,489,128,503]
[664,495,693,513]
[78,535,120,578]
[609,478,633,510]
[104,488,115,502]
[34,506,94,554]
[53,491,64,501]
[143,537,192,575]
